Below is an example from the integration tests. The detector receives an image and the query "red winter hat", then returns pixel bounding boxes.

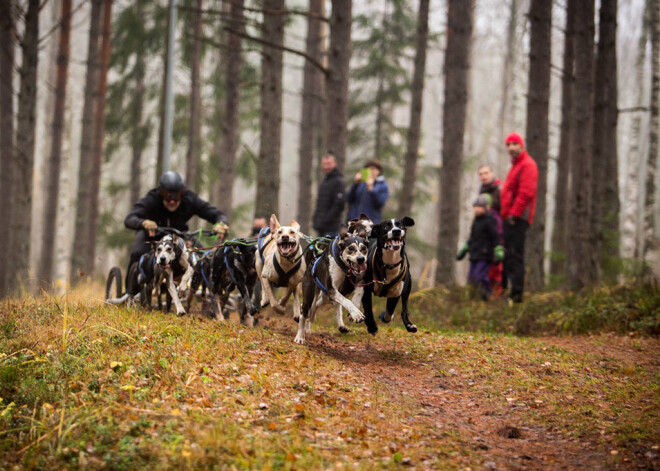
[505,132,525,148]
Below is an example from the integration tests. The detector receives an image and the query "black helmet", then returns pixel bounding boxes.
[158,171,185,193]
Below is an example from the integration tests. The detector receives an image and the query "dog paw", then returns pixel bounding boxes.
[176,310,186,317]
[293,314,300,323]
[349,311,365,323]
[378,311,393,323]
[338,325,349,334]
[406,323,418,333]
[260,300,270,308]
[367,325,378,335]
[293,334,306,345]
[272,304,286,315]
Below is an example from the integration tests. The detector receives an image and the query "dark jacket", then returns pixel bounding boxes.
[313,167,345,235]
[480,178,502,214]
[124,189,228,232]
[467,213,499,262]
[346,176,389,223]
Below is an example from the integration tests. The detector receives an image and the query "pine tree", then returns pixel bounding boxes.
[524,0,552,290]
[566,0,595,290]
[254,0,286,218]
[399,0,430,218]
[435,0,474,285]
[350,0,416,169]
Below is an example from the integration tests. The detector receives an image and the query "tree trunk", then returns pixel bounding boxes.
[435,0,474,285]
[215,0,244,218]
[12,0,40,293]
[156,0,172,184]
[38,0,72,287]
[523,0,552,291]
[644,0,660,277]
[592,0,619,283]
[374,75,385,160]
[254,0,286,218]
[622,2,650,262]
[550,0,575,278]
[87,0,113,276]
[71,0,103,281]
[0,0,15,296]
[399,0,430,217]
[185,0,203,193]
[565,0,595,290]
[325,0,352,169]
[130,0,146,205]
[297,0,324,232]
[498,0,518,179]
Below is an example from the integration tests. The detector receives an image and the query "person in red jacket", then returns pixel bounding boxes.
[500,132,538,303]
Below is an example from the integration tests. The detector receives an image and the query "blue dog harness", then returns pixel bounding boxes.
[257,227,271,263]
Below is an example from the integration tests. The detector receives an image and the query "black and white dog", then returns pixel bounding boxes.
[361,217,417,335]
[187,242,260,325]
[346,213,374,239]
[152,234,194,316]
[294,229,369,344]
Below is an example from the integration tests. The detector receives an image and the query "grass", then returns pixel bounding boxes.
[0,283,658,469]
[408,284,660,335]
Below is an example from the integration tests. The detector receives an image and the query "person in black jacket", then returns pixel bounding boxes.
[456,194,504,300]
[124,171,229,277]
[312,153,345,237]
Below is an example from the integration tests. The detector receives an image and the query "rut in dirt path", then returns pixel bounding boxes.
[298,330,613,471]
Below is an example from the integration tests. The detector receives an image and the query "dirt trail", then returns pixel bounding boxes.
[259,315,657,470]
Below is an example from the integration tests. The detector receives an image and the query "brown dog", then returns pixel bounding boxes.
[255,214,306,319]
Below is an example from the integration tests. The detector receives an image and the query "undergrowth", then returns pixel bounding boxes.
[408,285,660,336]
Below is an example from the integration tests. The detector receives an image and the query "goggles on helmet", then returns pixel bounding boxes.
[160,189,183,203]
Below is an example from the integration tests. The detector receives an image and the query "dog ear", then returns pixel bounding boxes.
[269,214,280,233]
[359,212,372,223]
[339,225,349,237]
[401,216,415,227]
[371,223,383,238]
[290,219,301,232]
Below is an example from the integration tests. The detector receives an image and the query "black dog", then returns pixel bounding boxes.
[361,217,417,335]
[187,241,260,325]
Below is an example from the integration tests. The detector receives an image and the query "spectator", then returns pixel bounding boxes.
[251,215,268,237]
[456,194,504,300]
[500,132,539,304]
[478,165,504,296]
[346,159,389,224]
[312,153,346,237]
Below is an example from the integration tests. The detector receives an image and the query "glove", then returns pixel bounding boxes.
[494,245,504,262]
[213,222,229,239]
[456,243,469,261]
[141,219,157,236]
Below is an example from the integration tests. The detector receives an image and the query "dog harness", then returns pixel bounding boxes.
[223,246,241,286]
[257,227,272,263]
[272,252,302,287]
[138,253,156,281]
[369,245,408,296]
[312,235,370,294]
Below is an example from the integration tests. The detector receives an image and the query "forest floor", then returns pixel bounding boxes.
[0,283,658,470]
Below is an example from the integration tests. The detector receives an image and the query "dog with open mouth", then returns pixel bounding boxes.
[151,234,194,316]
[255,214,306,319]
[294,228,369,344]
[361,217,417,335]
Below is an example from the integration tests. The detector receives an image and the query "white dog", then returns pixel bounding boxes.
[255,214,306,320]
